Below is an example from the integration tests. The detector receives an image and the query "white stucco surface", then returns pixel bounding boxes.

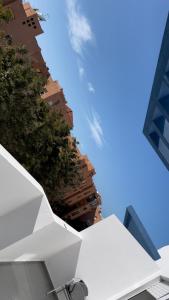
[0,145,43,215]
[0,145,81,263]
[76,216,159,300]
[46,241,82,288]
[157,246,169,278]
[0,145,166,300]
[0,220,81,261]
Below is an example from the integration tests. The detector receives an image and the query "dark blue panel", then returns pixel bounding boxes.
[154,116,165,134]
[124,206,160,261]
[143,13,169,170]
[160,96,169,116]
[149,131,160,147]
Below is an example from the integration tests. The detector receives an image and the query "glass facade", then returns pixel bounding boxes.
[144,14,169,170]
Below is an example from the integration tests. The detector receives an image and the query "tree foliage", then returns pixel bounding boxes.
[0,27,80,211]
[0,1,13,24]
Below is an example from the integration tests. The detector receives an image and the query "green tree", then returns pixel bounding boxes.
[0,39,80,213]
[0,1,13,24]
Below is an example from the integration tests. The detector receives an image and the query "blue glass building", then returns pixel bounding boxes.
[124,206,160,261]
[144,14,169,170]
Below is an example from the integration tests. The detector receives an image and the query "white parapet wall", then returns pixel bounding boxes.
[0,145,82,263]
[157,246,169,278]
[75,215,160,300]
[0,145,43,215]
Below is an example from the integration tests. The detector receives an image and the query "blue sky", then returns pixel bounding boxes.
[29,0,169,249]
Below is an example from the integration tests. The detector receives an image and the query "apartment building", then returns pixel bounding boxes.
[42,77,73,129]
[2,0,102,228]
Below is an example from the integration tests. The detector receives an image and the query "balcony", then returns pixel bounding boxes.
[64,185,97,206]
[63,195,100,221]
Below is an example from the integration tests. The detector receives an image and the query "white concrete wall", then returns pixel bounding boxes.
[0,262,56,300]
[0,198,42,250]
[0,221,81,262]
[46,241,81,288]
[0,145,43,216]
[0,145,82,266]
[157,246,169,278]
[75,216,159,300]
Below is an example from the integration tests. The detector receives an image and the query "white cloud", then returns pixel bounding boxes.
[66,0,93,56]
[79,66,85,79]
[87,111,104,148]
[87,82,95,93]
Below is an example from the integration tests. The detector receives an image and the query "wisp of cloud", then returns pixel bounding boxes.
[87,111,104,148]
[88,82,95,93]
[66,0,93,56]
[79,66,85,79]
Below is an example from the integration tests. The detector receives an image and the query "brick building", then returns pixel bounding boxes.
[2,0,102,229]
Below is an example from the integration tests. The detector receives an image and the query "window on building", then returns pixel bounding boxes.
[155,116,169,144]
[159,95,169,116]
[129,291,155,300]
[22,18,37,29]
[86,195,95,203]
[150,130,169,165]
[158,81,169,101]
[149,131,159,147]
[154,116,165,135]
[163,118,169,143]
[159,138,169,164]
